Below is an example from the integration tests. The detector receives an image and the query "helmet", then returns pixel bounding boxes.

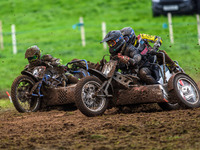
[100,30,125,55]
[120,27,136,45]
[25,45,41,62]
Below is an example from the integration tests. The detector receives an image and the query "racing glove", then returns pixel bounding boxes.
[153,37,162,51]
[117,53,130,64]
[118,53,137,66]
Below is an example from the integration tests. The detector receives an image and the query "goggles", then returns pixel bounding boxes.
[107,40,116,47]
[107,35,123,47]
[28,55,38,62]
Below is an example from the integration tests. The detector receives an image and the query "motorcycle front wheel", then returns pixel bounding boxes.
[75,76,109,117]
[11,75,41,112]
[172,74,200,108]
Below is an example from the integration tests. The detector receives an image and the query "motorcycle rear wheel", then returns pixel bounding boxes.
[75,76,109,117]
[172,74,200,108]
[11,75,41,112]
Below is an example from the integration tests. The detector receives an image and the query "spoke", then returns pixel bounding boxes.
[16,79,35,111]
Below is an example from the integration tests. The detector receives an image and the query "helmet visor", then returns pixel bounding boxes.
[28,55,38,62]
[107,40,116,47]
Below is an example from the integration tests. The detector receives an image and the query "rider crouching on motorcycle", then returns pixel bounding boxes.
[24,45,78,84]
[120,27,162,84]
[100,30,142,73]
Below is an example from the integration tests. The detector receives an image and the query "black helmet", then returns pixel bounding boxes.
[25,45,41,62]
[120,27,136,45]
[101,30,125,55]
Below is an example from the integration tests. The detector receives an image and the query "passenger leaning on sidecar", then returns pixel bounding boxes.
[24,45,78,84]
[120,27,162,85]
[100,30,142,73]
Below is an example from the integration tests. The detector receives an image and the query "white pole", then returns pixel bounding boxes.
[102,22,107,50]
[79,17,86,47]
[0,20,4,49]
[168,13,174,44]
[197,14,200,45]
[11,24,17,54]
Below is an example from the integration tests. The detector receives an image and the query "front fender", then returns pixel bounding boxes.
[21,70,39,82]
[88,68,107,82]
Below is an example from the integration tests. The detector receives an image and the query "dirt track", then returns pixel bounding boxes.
[0,104,200,150]
[0,82,200,150]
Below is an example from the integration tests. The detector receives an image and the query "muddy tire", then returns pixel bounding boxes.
[75,76,108,117]
[171,74,200,109]
[11,75,41,112]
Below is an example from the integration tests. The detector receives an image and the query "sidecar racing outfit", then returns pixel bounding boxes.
[101,30,142,71]
[121,27,163,84]
[24,45,78,84]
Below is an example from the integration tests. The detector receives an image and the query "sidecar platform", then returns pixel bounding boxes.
[42,83,169,107]
[43,84,76,106]
[116,84,167,106]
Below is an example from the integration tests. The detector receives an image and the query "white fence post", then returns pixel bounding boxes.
[197,14,200,45]
[79,17,86,47]
[0,20,4,49]
[11,24,17,54]
[168,13,174,44]
[102,22,107,50]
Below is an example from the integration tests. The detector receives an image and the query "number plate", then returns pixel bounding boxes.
[163,5,178,11]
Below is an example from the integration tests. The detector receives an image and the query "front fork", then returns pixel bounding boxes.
[30,74,51,97]
[93,78,113,98]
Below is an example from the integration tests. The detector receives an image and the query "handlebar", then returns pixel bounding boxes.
[66,59,89,70]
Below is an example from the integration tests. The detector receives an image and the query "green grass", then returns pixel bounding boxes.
[0,0,200,91]
[0,99,13,110]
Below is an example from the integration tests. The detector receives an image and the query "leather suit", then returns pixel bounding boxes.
[133,34,162,84]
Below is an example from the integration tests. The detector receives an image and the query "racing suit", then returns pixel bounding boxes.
[114,42,142,73]
[25,54,78,84]
[133,34,163,84]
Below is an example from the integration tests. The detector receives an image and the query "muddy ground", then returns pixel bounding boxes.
[0,104,200,150]
[0,83,200,150]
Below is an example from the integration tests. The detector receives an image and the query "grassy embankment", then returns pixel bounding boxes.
[0,0,199,94]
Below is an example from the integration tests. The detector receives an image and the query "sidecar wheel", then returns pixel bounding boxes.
[11,75,41,112]
[75,76,108,117]
[172,74,200,108]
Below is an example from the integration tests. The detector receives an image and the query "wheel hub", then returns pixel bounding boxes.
[178,79,198,104]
